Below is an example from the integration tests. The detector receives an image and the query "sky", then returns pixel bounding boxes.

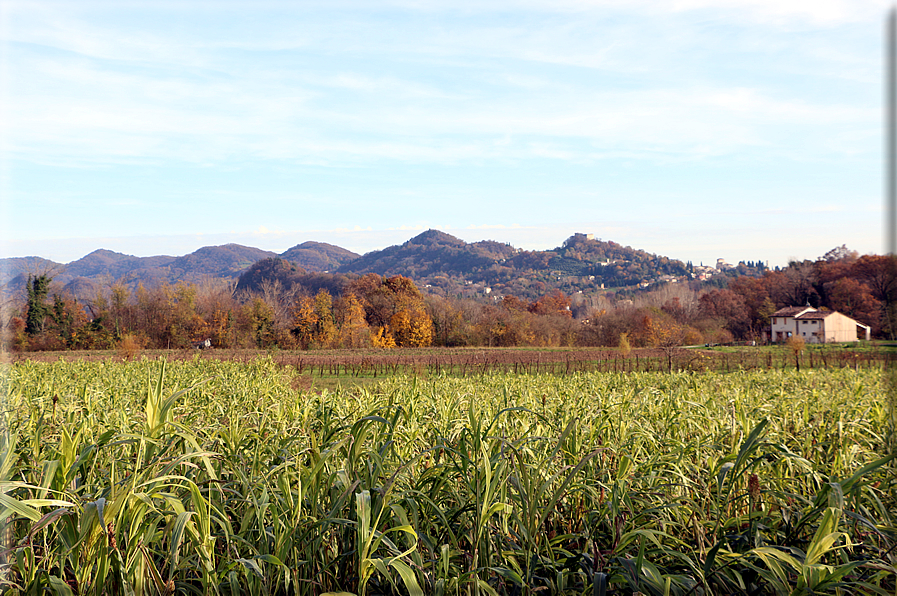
[0,0,889,268]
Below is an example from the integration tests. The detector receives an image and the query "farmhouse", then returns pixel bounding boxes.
[769,306,870,343]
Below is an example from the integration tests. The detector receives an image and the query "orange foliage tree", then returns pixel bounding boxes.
[348,274,434,347]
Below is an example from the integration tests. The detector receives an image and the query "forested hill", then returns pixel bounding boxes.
[338,229,517,278]
[2,231,710,301]
[279,241,359,272]
[336,230,694,299]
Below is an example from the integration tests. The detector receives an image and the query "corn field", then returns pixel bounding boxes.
[0,357,895,595]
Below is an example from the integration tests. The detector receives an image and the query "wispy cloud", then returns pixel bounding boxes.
[1,0,884,266]
[6,2,880,166]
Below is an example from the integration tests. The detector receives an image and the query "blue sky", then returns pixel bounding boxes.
[0,0,887,268]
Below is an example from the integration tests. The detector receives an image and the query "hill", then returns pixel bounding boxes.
[279,241,359,272]
[336,230,691,299]
[1,231,705,303]
[63,249,176,279]
[234,258,354,297]
[0,245,277,301]
[0,256,63,287]
[165,244,277,281]
[340,230,516,279]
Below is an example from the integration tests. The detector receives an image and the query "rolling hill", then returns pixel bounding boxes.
[2,231,702,302]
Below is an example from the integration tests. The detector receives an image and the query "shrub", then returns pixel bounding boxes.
[116,332,143,361]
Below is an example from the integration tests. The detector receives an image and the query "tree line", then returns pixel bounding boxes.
[4,248,896,352]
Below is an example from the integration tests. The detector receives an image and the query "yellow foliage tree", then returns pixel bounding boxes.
[390,308,434,347]
[371,325,396,349]
[619,332,632,357]
[292,296,317,349]
[207,309,232,348]
[644,314,701,373]
[335,292,369,348]
[312,289,337,348]
[248,296,278,348]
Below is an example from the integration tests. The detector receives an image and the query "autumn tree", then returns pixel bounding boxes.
[475,304,511,347]
[108,282,134,338]
[347,273,396,328]
[852,255,897,339]
[618,332,632,356]
[781,260,820,307]
[390,307,434,347]
[643,313,701,372]
[48,293,89,348]
[812,252,856,305]
[502,295,530,313]
[529,289,571,317]
[348,274,434,347]
[786,335,805,371]
[371,325,397,348]
[699,289,750,339]
[426,295,473,346]
[194,280,237,348]
[133,283,167,347]
[728,276,772,337]
[246,296,278,348]
[291,296,317,349]
[259,278,299,341]
[826,277,880,334]
[312,289,337,347]
[334,292,370,348]
[165,283,210,348]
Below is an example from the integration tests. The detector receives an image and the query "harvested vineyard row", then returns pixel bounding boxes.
[1,358,894,595]
[10,344,891,377]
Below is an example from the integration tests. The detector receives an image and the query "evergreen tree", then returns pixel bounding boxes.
[24,275,51,336]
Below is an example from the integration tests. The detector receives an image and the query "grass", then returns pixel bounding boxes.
[0,357,894,595]
[697,340,897,354]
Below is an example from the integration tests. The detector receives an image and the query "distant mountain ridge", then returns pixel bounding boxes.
[1,231,701,301]
[0,242,359,299]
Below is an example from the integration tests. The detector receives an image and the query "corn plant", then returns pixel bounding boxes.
[0,358,893,595]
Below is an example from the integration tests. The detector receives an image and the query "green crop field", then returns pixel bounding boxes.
[0,357,894,595]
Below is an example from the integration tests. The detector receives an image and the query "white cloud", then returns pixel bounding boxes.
[5,1,881,170]
[1,0,883,267]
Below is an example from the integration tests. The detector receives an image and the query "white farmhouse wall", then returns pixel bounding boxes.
[819,312,860,343]
[770,307,814,342]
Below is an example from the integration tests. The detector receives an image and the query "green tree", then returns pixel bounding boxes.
[50,294,76,347]
[24,275,51,336]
